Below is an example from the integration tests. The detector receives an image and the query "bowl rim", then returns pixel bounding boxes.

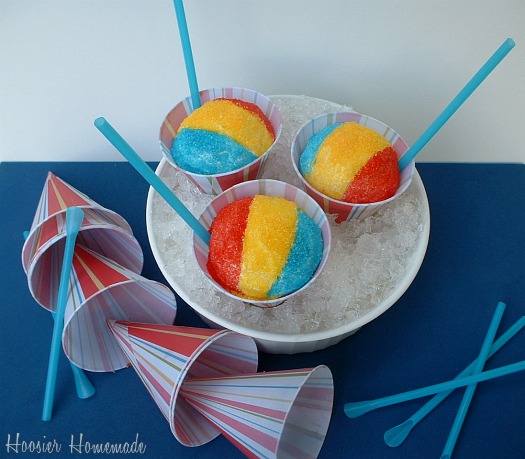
[146,156,430,344]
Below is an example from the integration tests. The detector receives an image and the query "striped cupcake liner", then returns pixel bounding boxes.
[22,172,143,310]
[180,365,334,459]
[61,245,177,372]
[291,112,415,223]
[193,179,332,308]
[159,88,283,195]
[107,321,259,446]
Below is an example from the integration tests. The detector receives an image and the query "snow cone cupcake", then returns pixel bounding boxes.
[160,88,282,195]
[292,112,414,223]
[172,98,276,175]
[207,195,323,301]
[193,180,331,308]
[299,122,400,204]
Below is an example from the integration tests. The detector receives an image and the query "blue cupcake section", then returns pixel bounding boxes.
[267,210,323,298]
[171,128,258,175]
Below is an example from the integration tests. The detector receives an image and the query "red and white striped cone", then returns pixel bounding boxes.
[107,320,259,447]
[61,245,177,372]
[22,172,143,310]
[180,366,334,459]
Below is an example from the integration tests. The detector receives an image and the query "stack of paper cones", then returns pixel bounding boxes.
[107,320,259,446]
[22,172,144,310]
[180,366,334,458]
[107,320,333,458]
[21,173,178,373]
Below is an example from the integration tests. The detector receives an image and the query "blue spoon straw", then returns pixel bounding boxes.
[440,302,505,458]
[398,38,515,171]
[173,0,201,110]
[66,348,95,399]
[93,117,210,245]
[344,359,525,419]
[42,207,85,421]
[23,231,95,401]
[384,314,525,447]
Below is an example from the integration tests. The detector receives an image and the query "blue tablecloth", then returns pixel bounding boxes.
[1,162,523,458]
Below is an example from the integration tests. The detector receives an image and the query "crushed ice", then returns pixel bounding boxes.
[150,95,427,334]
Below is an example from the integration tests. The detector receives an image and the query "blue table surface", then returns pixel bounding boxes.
[1,162,524,459]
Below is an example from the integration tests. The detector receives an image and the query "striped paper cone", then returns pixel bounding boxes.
[180,365,334,459]
[291,112,415,223]
[193,179,331,308]
[159,87,283,195]
[61,245,177,372]
[22,172,143,309]
[107,320,259,447]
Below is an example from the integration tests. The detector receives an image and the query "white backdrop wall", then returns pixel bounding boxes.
[1,0,524,163]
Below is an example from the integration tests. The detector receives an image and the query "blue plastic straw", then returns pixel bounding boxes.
[440,302,505,458]
[66,346,95,399]
[23,230,95,401]
[94,117,210,246]
[344,359,525,419]
[173,0,201,110]
[42,207,85,421]
[384,315,525,447]
[398,38,515,171]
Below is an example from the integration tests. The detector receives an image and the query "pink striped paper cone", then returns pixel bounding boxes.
[107,321,259,447]
[159,87,282,195]
[22,172,143,310]
[61,245,177,372]
[291,112,415,223]
[180,366,334,459]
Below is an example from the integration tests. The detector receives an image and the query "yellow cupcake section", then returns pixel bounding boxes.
[307,123,391,200]
[238,196,297,299]
[177,99,274,156]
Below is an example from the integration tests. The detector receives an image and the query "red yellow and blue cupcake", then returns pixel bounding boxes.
[207,195,323,300]
[299,122,400,204]
[171,98,275,175]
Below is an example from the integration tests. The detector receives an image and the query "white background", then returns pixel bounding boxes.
[1,0,524,163]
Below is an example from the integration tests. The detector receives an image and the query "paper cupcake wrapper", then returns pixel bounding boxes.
[193,179,331,308]
[61,245,177,372]
[291,112,415,223]
[159,87,283,195]
[107,321,259,446]
[180,366,334,459]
